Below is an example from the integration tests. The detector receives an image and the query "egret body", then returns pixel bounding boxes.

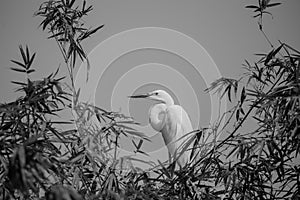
[129,90,193,167]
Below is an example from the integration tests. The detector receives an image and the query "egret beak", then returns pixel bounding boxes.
[128,93,151,99]
[129,92,165,104]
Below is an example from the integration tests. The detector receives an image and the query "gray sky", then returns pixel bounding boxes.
[1,0,299,167]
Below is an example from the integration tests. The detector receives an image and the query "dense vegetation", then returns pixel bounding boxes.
[0,0,299,199]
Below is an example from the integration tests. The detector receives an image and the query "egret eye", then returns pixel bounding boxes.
[155,92,159,95]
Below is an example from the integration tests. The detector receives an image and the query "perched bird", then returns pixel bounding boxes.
[129,90,193,167]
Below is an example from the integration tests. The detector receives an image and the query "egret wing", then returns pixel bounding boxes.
[161,105,193,166]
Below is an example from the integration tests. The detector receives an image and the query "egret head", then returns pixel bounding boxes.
[129,90,174,106]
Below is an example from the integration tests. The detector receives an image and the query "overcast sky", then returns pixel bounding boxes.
[1,0,299,168]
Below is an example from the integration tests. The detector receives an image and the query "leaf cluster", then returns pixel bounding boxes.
[1,46,74,199]
[203,39,300,199]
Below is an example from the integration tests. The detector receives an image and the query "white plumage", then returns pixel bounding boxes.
[130,90,193,167]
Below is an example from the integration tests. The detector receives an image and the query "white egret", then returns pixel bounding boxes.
[129,90,193,167]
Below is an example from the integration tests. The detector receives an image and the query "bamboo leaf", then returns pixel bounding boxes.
[245,5,259,9]
[10,67,26,73]
[11,60,26,69]
[19,45,27,64]
[236,109,240,121]
[47,31,65,39]
[124,130,151,142]
[26,69,35,74]
[266,3,281,8]
[11,81,27,86]
[137,139,143,149]
[240,87,246,105]
[88,24,104,37]
[27,53,36,70]
[26,45,30,64]
[227,85,232,102]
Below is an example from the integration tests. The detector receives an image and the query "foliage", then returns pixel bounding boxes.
[35,0,104,87]
[0,45,73,199]
[0,0,299,200]
[201,42,300,199]
[1,1,148,200]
